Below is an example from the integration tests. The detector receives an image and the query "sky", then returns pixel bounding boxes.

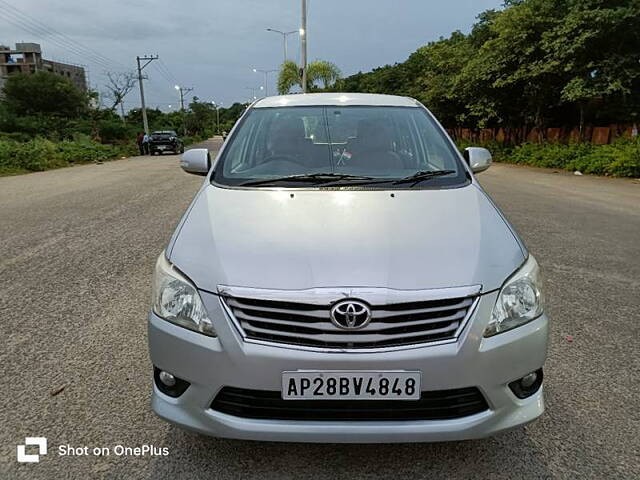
[1,0,503,111]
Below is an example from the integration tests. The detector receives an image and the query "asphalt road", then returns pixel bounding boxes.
[1,138,638,479]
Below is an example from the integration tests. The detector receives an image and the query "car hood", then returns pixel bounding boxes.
[168,184,525,293]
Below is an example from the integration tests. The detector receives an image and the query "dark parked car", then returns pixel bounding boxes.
[149,131,184,155]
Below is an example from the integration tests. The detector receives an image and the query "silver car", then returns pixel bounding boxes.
[148,93,548,443]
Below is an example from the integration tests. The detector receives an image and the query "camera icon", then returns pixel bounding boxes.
[17,437,47,463]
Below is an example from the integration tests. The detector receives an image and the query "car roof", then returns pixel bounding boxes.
[253,93,420,108]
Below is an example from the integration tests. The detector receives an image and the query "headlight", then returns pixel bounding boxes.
[152,252,216,336]
[484,255,544,337]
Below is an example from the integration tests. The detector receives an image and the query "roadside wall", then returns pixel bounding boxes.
[447,124,639,145]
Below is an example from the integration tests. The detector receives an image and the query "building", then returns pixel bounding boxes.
[0,42,87,92]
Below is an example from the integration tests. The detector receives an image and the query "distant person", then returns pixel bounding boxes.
[136,132,145,155]
[142,132,150,155]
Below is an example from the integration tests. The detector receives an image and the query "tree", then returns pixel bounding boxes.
[217,102,248,132]
[307,60,341,89]
[407,32,477,127]
[185,97,216,136]
[277,60,342,94]
[333,0,639,132]
[547,0,640,132]
[103,72,137,113]
[461,0,566,132]
[1,72,89,117]
[278,60,302,95]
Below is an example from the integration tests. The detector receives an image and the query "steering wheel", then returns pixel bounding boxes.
[261,154,307,166]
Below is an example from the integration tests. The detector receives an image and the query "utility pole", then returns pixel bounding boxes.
[175,85,193,111]
[136,55,158,135]
[301,0,307,93]
[174,85,193,135]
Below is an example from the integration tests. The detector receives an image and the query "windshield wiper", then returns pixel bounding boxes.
[238,173,377,187]
[392,170,456,186]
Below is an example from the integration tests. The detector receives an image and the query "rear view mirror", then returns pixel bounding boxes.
[180,149,211,176]
[463,147,492,173]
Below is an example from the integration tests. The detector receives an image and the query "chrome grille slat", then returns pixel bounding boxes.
[221,289,478,350]
[236,309,466,332]
[373,298,473,318]
[242,321,460,343]
[226,299,328,318]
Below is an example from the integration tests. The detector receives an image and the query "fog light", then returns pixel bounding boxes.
[153,367,190,397]
[159,371,176,387]
[509,368,543,399]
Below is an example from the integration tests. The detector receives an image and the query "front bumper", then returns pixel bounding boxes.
[148,291,548,443]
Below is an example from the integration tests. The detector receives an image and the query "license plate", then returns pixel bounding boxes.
[157,145,166,150]
[282,371,421,400]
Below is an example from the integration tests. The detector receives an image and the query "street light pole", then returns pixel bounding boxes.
[136,54,158,134]
[211,101,222,134]
[245,87,259,103]
[301,0,307,93]
[252,69,277,97]
[266,28,298,63]
[175,85,193,135]
[175,85,184,111]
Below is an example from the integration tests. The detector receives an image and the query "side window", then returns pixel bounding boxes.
[389,111,418,168]
[410,112,452,170]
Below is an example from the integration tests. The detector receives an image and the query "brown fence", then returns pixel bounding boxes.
[447,124,638,145]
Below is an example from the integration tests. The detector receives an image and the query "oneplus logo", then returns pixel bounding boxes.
[17,437,47,463]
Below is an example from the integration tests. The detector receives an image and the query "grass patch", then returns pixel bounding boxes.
[0,137,138,175]
[456,138,640,177]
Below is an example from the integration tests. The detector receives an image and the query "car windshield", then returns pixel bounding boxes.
[212,106,469,188]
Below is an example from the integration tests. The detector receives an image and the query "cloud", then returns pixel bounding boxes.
[1,0,502,108]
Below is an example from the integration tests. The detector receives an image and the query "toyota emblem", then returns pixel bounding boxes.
[330,299,371,330]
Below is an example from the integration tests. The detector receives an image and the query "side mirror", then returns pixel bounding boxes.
[463,147,492,173]
[180,148,211,176]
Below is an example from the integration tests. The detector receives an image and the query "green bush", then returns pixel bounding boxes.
[0,138,136,176]
[98,119,136,143]
[457,138,640,177]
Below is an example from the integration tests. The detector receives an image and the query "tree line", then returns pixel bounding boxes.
[329,0,639,134]
[0,71,245,144]
[0,71,248,174]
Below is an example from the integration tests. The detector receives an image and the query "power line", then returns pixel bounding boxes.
[0,11,116,73]
[152,62,175,86]
[158,58,180,85]
[0,1,198,106]
[0,0,127,70]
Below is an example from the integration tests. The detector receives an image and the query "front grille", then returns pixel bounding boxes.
[222,295,475,349]
[211,386,489,421]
